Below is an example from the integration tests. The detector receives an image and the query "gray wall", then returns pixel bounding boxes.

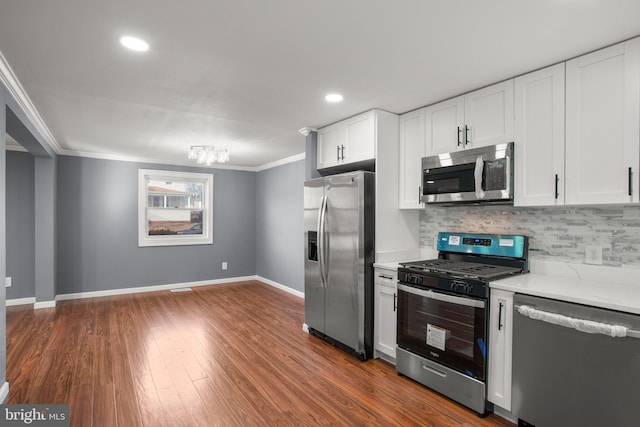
[420,204,640,267]
[256,159,305,292]
[6,151,35,299]
[56,156,257,294]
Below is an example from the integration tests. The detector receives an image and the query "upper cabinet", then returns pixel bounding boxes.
[398,108,426,209]
[425,96,464,155]
[514,38,640,207]
[317,110,376,171]
[425,80,514,155]
[565,38,640,205]
[514,63,566,206]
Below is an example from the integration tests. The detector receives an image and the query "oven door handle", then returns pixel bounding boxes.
[398,284,485,309]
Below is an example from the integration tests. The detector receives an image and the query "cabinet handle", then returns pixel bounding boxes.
[498,301,504,331]
[336,145,340,161]
[393,293,397,312]
[629,167,633,196]
[457,126,462,146]
[555,174,559,199]
[464,125,470,145]
[378,275,393,280]
[340,144,345,160]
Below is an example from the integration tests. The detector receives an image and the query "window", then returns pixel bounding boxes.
[138,169,213,247]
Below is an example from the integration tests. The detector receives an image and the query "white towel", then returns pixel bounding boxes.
[517,305,628,338]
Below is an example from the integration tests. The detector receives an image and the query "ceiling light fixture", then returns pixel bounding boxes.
[188,146,230,166]
[325,93,343,103]
[119,35,150,52]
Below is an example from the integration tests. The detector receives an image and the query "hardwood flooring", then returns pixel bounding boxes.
[6,280,514,426]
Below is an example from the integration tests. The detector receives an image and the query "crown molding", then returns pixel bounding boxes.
[58,148,258,172]
[0,50,63,153]
[255,152,305,172]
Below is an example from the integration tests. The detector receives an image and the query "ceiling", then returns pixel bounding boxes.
[1,0,640,169]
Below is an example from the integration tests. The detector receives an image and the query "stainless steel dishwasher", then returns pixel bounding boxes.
[512,293,640,427]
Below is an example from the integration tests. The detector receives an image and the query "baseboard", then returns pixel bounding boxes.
[302,323,309,333]
[0,381,9,403]
[255,276,304,298]
[55,276,257,302]
[34,300,56,309]
[6,276,303,307]
[6,297,36,307]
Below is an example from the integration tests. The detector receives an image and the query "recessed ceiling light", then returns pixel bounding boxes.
[119,35,149,52]
[325,93,343,103]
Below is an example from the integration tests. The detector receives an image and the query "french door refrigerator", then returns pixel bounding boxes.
[304,171,375,360]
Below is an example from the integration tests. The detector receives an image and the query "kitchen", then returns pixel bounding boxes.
[1,1,640,426]
[304,37,640,425]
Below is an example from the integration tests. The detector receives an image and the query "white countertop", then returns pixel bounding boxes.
[491,271,640,315]
[373,262,400,270]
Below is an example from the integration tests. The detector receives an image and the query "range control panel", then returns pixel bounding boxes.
[437,232,527,259]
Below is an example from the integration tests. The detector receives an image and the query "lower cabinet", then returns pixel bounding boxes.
[488,289,514,411]
[374,266,397,361]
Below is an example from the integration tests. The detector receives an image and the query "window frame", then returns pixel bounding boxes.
[138,169,214,247]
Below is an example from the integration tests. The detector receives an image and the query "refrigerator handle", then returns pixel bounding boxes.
[318,196,328,287]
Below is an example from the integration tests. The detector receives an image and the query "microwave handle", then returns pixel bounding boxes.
[474,156,485,199]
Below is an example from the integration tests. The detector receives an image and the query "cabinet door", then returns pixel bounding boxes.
[488,289,514,411]
[374,269,397,360]
[317,124,346,170]
[565,38,640,205]
[464,80,514,149]
[344,111,375,164]
[514,64,566,206]
[425,96,465,155]
[399,109,426,209]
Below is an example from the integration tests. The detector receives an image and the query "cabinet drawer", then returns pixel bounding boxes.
[374,269,397,287]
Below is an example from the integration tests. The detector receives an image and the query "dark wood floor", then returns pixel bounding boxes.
[6,280,514,426]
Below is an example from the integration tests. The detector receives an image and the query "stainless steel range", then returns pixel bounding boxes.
[396,232,529,415]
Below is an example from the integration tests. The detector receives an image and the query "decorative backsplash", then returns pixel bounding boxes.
[419,205,640,267]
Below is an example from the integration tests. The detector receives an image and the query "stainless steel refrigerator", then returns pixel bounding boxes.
[304,171,375,360]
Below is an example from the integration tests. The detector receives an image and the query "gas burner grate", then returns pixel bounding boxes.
[401,259,522,280]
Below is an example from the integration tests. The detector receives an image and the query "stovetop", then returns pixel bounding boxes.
[400,259,524,281]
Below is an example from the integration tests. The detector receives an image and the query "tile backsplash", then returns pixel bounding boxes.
[419,205,640,267]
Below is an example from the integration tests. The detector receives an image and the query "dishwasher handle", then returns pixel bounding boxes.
[515,304,640,339]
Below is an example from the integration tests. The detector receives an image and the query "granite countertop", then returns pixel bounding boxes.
[491,272,640,315]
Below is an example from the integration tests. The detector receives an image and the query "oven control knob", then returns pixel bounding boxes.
[451,281,473,294]
[407,274,423,284]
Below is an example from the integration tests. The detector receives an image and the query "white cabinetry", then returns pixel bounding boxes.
[425,80,514,155]
[374,266,397,361]
[488,289,514,411]
[317,110,376,171]
[514,63,566,206]
[565,38,640,205]
[398,108,426,209]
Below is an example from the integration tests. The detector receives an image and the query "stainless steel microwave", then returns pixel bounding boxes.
[421,142,513,204]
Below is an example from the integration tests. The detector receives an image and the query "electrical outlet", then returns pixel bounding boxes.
[5,277,11,287]
[585,245,603,265]
[222,262,228,270]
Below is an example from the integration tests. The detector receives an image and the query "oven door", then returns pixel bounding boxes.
[397,283,487,380]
